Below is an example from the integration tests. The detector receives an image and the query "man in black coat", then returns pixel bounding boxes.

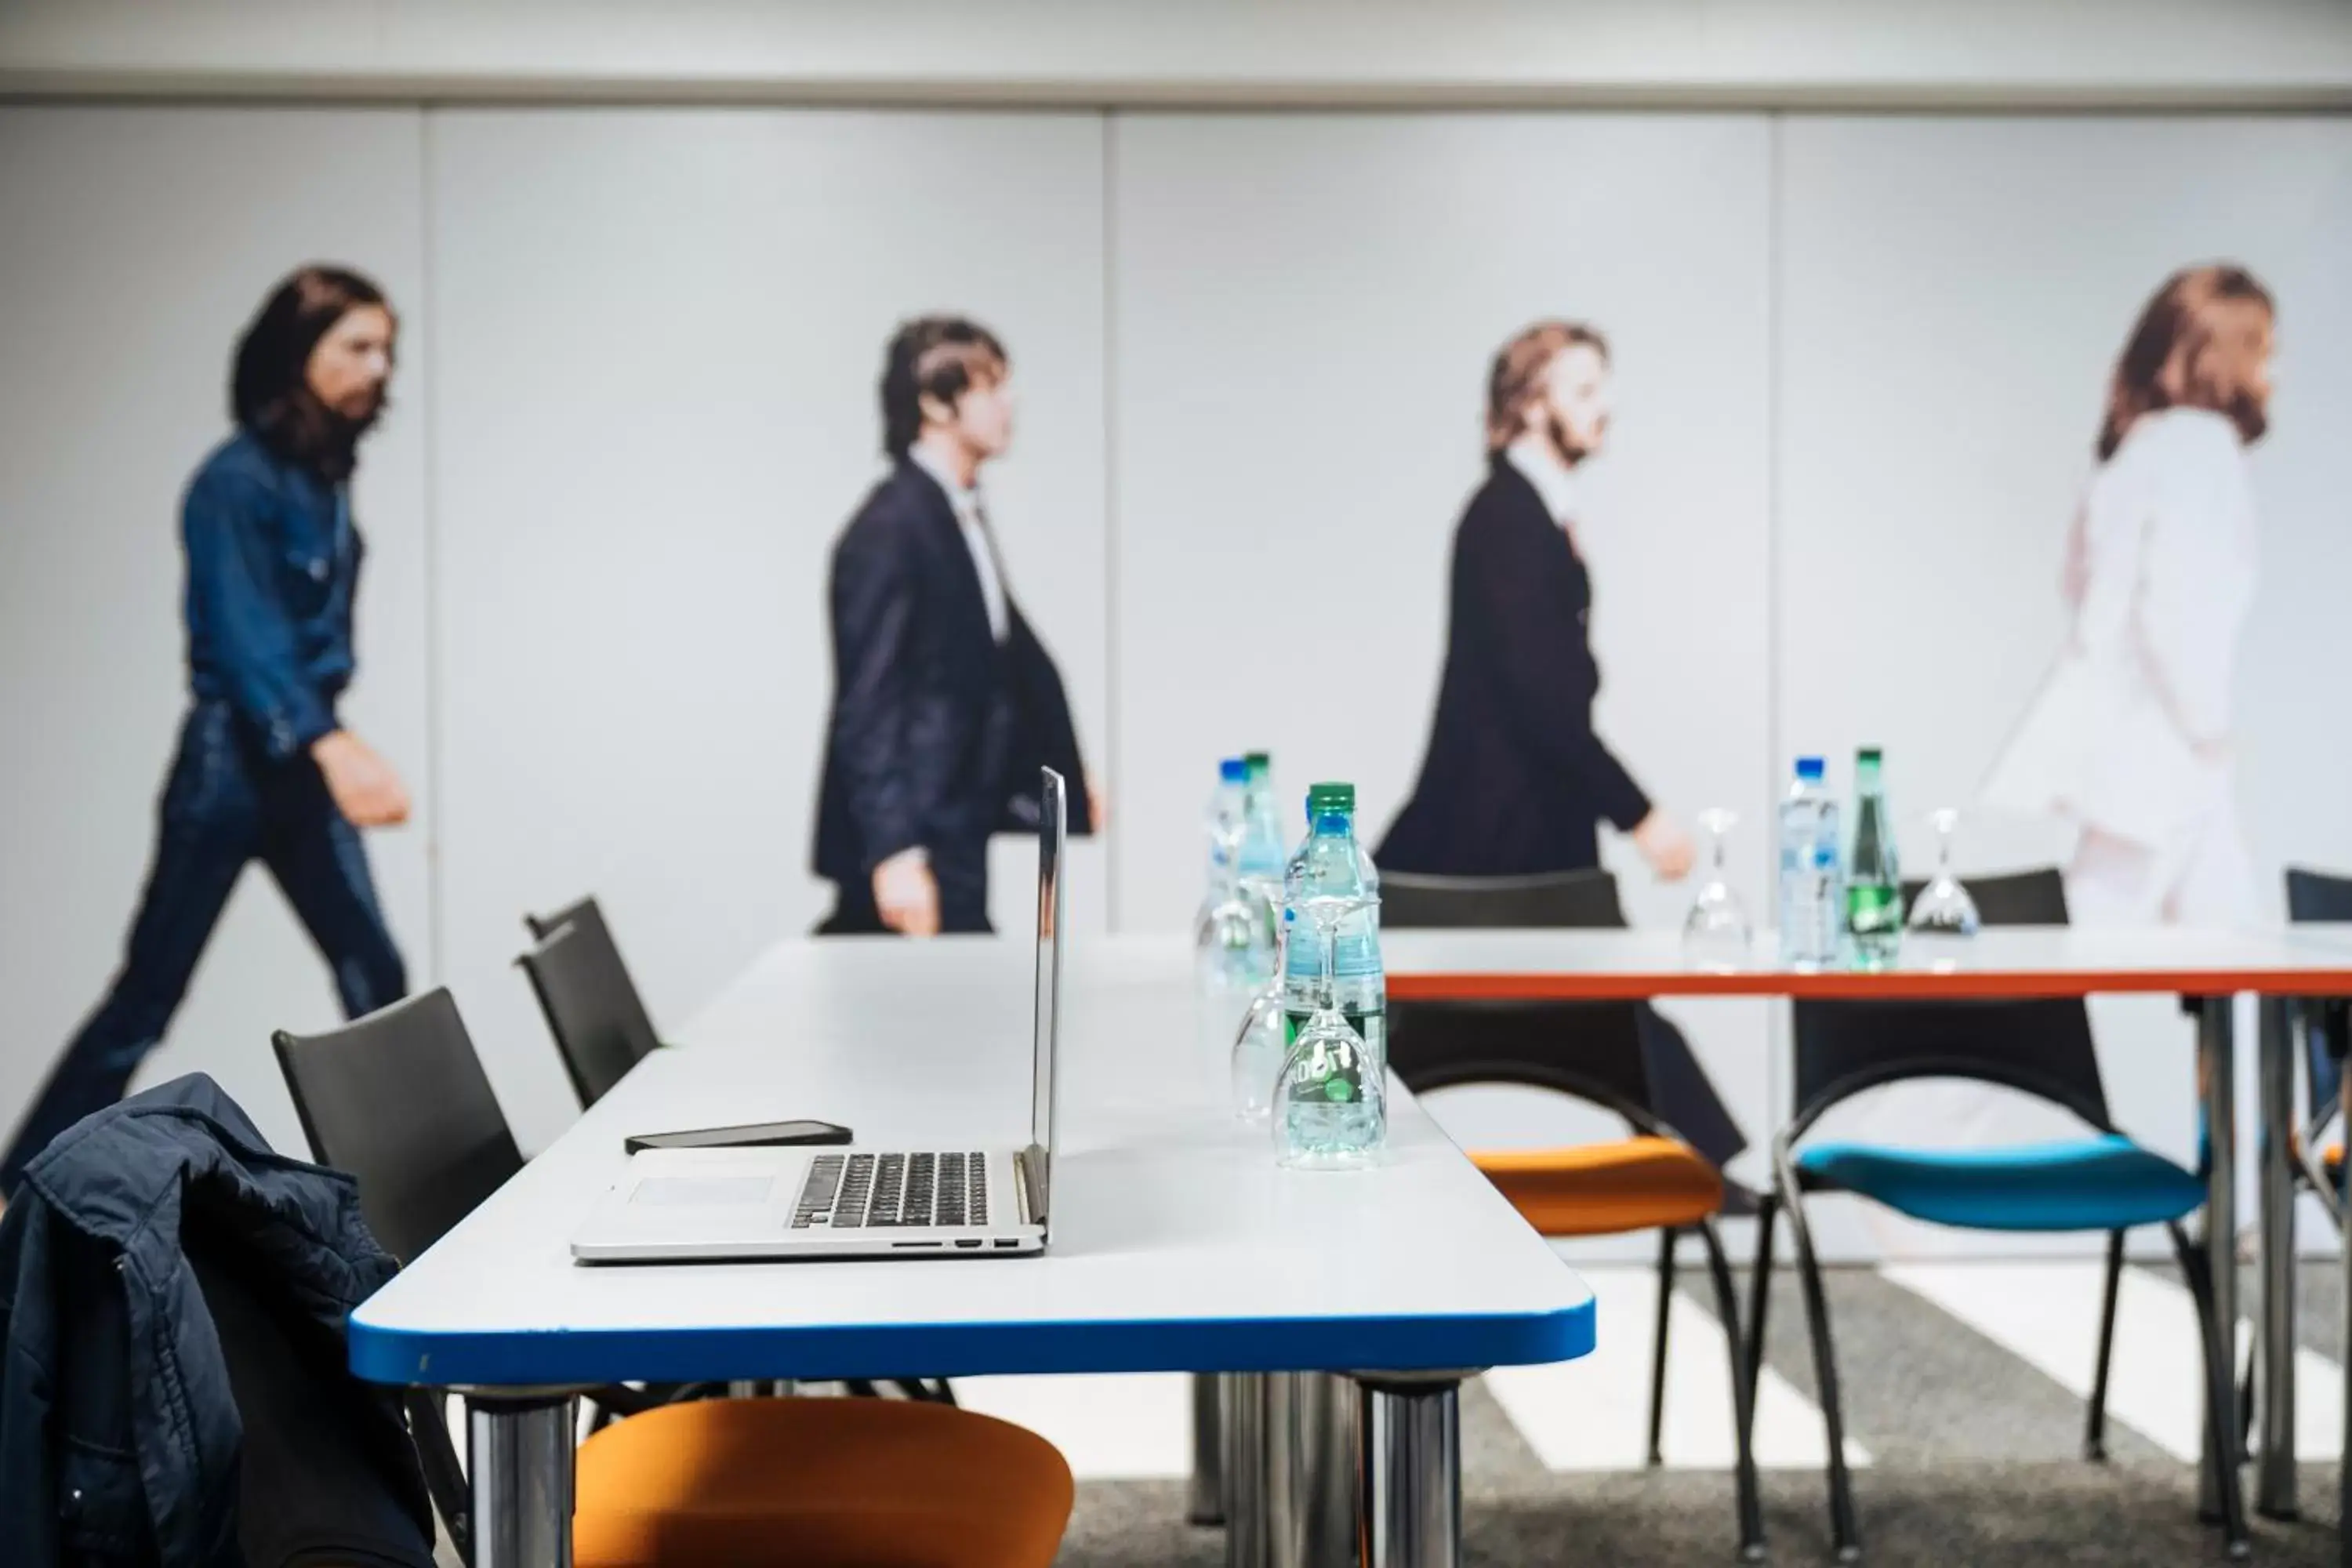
[812,316,1094,935]
[1381,320,1691,881]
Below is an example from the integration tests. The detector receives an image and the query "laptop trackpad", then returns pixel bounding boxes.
[630,1175,775,1207]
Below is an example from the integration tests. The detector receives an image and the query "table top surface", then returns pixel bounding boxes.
[348,938,1596,1388]
[1381,924,2352,1001]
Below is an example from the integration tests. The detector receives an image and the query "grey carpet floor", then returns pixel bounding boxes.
[1058,1262,2350,1566]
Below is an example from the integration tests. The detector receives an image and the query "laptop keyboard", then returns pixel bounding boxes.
[791,1152,989,1230]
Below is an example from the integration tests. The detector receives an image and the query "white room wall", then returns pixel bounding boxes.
[1777,114,2352,1255]
[0,106,432,1157]
[425,107,1110,1150]
[1107,112,1780,1219]
[3,96,2350,1259]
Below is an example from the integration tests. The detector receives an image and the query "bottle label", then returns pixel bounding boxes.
[1847,882,1902,936]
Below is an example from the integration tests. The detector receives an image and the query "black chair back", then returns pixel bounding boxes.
[2285,867,2352,1127]
[519,916,662,1109]
[1381,869,1628,930]
[272,988,524,1265]
[1791,867,2111,1138]
[1382,869,1746,1164]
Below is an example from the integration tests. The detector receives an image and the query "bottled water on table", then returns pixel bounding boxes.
[1236,751,1287,917]
[1845,746,1902,967]
[1202,756,1248,886]
[1275,782,1385,1168]
[1193,757,1265,989]
[1223,752,1290,1120]
[1776,756,1842,966]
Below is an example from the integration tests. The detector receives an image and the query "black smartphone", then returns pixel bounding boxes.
[624,1118,853,1154]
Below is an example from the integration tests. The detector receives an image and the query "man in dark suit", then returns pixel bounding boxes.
[812,316,1094,935]
[1381,320,1691,881]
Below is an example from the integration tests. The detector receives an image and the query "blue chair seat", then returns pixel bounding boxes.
[1794,1133,2203,1232]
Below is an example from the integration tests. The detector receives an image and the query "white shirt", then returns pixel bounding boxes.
[1504,434,1584,533]
[1982,407,2258,845]
[910,445,1010,644]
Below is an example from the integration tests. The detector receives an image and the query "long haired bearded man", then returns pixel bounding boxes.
[1,266,411,1196]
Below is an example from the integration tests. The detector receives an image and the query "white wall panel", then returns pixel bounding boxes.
[0,106,431,1156]
[428,108,1109,1149]
[1109,112,1777,1229]
[1778,116,2352,1256]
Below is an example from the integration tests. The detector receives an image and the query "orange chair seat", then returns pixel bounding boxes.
[1472,1136,1726,1237]
[574,1394,1074,1568]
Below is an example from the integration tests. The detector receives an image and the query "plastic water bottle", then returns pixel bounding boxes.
[1846,746,1902,967]
[1236,752,1287,902]
[1776,757,1842,966]
[1196,758,1272,993]
[1203,756,1248,885]
[1275,782,1385,1167]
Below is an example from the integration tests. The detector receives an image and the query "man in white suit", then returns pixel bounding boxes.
[1987,263,2276,926]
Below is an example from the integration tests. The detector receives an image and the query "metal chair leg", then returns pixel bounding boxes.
[2172,1221,2252,1559]
[1646,1226,1677,1468]
[2085,1228,2124,1462]
[1742,1195,1777,1451]
[1700,1219,1767,1563]
[1788,1191,1861,1563]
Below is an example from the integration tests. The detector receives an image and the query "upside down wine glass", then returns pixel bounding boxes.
[1681,807,1753,971]
[1229,920,1290,1123]
[1907,807,1981,936]
[1272,892,1385,1169]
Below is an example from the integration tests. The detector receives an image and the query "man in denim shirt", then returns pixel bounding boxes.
[1,267,412,1195]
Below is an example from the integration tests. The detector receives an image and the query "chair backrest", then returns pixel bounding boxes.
[518,918,662,1109]
[1380,868,1628,931]
[2285,867,2352,1127]
[2286,867,2352,924]
[272,989,524,1265]
[521,897,660,1107]
[1791,866,2111,1138]
[1382,869,1708,1145]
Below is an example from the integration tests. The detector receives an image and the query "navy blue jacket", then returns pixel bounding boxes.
[812,460,1092,885]
[1381,459,1652,876]
[183,432,361,764]
[0,1075,430,1566]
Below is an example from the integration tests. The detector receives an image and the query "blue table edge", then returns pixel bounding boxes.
[347,1298,1597,1387]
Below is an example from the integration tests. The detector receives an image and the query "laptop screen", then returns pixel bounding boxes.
[1029,768,1066,1225]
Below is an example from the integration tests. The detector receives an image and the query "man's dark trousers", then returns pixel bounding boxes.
[0,700,405,1192]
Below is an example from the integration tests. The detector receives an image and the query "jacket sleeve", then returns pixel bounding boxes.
[998,604,1095,837]
[1462,510,1653,830]
[183,464,337,761]
[827,515,924,870]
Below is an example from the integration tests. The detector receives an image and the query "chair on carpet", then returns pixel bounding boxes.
[521,895,662,1109]
[274,988,1073,1568]
[2284,868,2352,1214]
[1750,867,2247,1562]
[2282,867,2352,1566]
[1383,867,1764,1562]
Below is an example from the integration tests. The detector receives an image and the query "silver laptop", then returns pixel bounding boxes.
[571,769,1066,1263]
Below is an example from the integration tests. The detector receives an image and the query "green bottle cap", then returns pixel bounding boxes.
[1243,751,1272,781]
[1857,746,1883,764]
[1306,782,1356,815]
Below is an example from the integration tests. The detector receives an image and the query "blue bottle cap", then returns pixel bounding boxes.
[1219,757,1249,783]
[1795,756,1826,780]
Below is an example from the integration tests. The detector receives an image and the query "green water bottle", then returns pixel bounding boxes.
[1845,747,1902,967]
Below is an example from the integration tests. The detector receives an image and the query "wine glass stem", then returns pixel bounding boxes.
[1318,916,1338,1014]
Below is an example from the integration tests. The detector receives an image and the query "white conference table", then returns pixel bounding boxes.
[349,937,1596,1567]
[1384,923,2352,1523]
